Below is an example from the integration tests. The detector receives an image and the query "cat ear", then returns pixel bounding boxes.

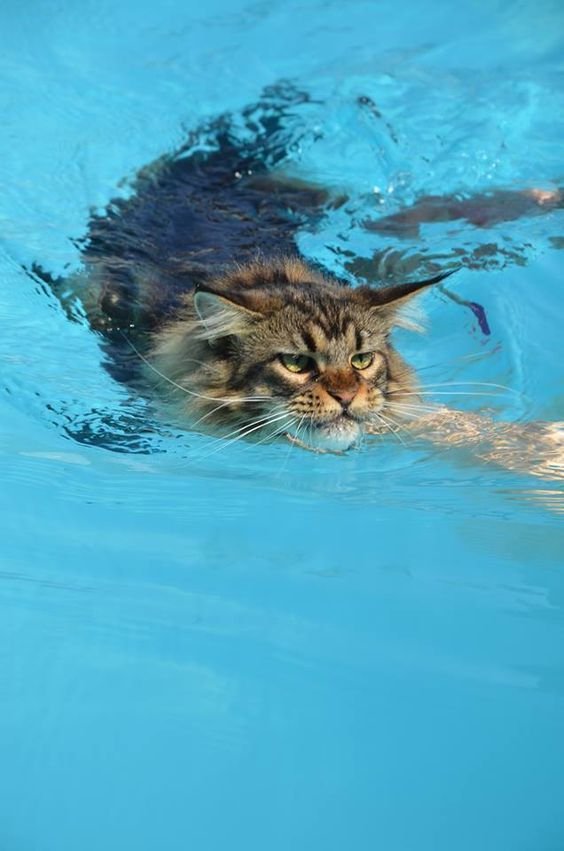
[355,268,458,330]
[357,268,458,310]
[193,289,262,339]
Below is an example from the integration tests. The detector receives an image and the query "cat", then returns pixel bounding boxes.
[141,256,453,451]
[36,83,563,469]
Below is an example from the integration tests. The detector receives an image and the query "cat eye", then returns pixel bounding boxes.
[350,352,375,370]
[279,353,314,374]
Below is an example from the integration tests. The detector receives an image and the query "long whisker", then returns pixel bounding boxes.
[255,416,299,448]
[385,405,445,423]
[191,400,286,429]
[194,412,295,460]
[277,415,307,471]
[202,410,291,447]
[373,410,408,446]
[304,418,320,452]
[378,407,416,428]
[414,351,500,372]
[120,331,271,406]
[292,415,307,445]
[176,411,289,467]
[210,413,296,454]
[386,401,442,414]
[390,391,504,399]
[190,400,239,428]
[417,381,519,395]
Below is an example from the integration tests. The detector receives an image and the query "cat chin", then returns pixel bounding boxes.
[287,417,361,452]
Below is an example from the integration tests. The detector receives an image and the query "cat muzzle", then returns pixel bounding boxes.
[287,412,361,451]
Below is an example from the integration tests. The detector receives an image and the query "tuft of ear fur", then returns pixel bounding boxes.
[192,289,264,340]
[355,268,459,331]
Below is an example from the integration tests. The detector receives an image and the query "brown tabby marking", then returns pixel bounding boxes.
[145,258,449,451]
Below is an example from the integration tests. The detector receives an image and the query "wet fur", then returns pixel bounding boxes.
[143,257,451,450]
[36,84,452,451]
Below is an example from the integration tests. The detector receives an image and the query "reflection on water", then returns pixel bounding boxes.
[504,487,564,515]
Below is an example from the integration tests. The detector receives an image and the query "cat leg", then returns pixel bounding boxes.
[365,187,564,238]
[347,186,564,283]
[402,407,564,482]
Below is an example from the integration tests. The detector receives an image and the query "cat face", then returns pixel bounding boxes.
[148,260,451,451]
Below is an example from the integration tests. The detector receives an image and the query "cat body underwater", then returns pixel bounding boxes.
[39,84,564,465]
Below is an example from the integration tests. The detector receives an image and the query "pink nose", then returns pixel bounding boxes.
[327,386,357,406]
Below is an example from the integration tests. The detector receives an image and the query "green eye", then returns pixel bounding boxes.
[279,353,313,374]
[351,352,375,370]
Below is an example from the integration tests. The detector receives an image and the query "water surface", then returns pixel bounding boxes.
[1,1,564,849]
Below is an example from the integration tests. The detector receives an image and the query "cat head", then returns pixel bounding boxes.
[148,258,453,451]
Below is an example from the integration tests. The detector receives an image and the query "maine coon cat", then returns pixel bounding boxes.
[143,257,453,451]
[36,83,563,470]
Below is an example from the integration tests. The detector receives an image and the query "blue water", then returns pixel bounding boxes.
[1,2,564,849]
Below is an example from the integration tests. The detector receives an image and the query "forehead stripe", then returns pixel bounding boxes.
[355,327,362,351]
[301,329,318,352]
[304,324,329,351]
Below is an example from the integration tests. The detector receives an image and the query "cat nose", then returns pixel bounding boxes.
[327,386,357,407]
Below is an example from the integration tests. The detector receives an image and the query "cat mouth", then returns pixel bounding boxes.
[286,413,362,451]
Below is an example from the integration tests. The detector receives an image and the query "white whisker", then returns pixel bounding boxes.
[205,410,290,445]
[417,381,519,395]
[256,417,299,448]
[191,400,286,429]
[194,412,295,460]
[373,410,408,446]
[386,402,439,418]
[391,391,503,399]
[386,401,442,414]
[120,331,271,406]
[277,415,307,469]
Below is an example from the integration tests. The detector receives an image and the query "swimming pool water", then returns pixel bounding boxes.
[1,1,564,849]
